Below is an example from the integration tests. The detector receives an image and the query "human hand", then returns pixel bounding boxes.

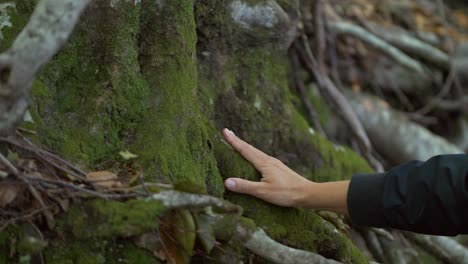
[222,128,315,207]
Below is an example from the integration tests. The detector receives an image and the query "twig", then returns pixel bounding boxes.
[24,175,145,200]
[0,205,55,232]
[409,69,455,116]
[433,96,468,112]
[388,77,415,111]
[156,228,174,264]
[0,137,89,182]
[27,184,55,228]
[17,133,87,177]
[0,152,19,176]
[138,173,151,195]
[0,0,91,135]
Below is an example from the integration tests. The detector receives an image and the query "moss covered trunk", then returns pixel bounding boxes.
[0,0,372,263]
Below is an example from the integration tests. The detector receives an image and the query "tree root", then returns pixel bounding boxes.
[235,222,342,264]
[364,22,450,70]
[328,22,427,76]
[405,232,468,264]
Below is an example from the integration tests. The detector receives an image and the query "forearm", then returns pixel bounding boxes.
[297,180,350,215]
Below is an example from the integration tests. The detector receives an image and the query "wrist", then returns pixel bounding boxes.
[294,180,350,215]
[293,180,319,208]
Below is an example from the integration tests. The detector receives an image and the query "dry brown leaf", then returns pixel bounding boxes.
[159,210,195,264]
[454,10,468,28]
[415,12,428,31]
[0,182,21,207]
[86,171,123,188]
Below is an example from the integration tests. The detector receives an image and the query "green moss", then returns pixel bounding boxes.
[119,242,162,264]
[195,3,370,259]
[0,0,35,52]
[0,225,22,263]
[60,199,165,239]
[133,0,224,196]
[9,0,374,262]
[44,239,161,264]
[17,236,47,255]
[290,82,331,130]
[29,1,151,168]
[288,103,372,182]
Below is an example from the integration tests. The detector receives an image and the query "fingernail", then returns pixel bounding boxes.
[225,179,236,190]
[227,129,235,136]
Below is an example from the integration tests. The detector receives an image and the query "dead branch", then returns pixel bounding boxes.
[328,21,427,75]
[0,0,91,136]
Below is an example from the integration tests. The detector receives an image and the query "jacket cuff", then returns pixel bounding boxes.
[347,173,387,227]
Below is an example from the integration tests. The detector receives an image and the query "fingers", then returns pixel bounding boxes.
[224,178,267,197]
[223,128,270,170]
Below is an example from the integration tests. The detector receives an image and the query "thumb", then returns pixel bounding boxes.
[224,178,265,196]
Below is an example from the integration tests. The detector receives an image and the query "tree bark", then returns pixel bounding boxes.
[0,0,374,263]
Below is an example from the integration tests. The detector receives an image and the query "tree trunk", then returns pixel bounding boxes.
[0,0,373,263]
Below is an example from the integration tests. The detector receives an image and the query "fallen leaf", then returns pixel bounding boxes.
[22,111,34,123]
[86,171,122,188]
[454,10,468,28]
[0,182,21,207]
[193,213,216,254]
[119,150,138,160]
[159,209,196,263]
[134,232,166,260]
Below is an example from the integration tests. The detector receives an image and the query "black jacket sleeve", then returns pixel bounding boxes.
[347,154,468,235]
